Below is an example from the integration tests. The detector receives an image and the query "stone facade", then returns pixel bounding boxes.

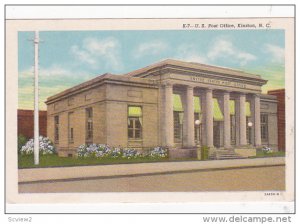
[46,74,159,157]
[260,94,278,150]
[45,59,279,157]
[268,89,285,151]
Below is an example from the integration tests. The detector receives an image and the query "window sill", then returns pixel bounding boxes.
[128,139,143,142]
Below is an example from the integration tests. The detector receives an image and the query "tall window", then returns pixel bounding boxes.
[261,114,268,142]
[86,108,93,143]
[70,128,74,142]
[128,106,142,139]
[229,100,236,145]
[194,113,200,141]
[246,117,252,144]
[173,94,184,143]
[54,116,59,143]
[68,112,74,143]
[173,111,183,142]
[194,112,202,145]
[230,115,236,145]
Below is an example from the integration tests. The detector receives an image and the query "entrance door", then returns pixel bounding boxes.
[194,112,202,146]
[174,111,183,146]
[195,124,202,146]
[246,117,252,145]
[213,121,221,148]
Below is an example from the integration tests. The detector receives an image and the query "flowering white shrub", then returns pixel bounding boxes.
[122,148,143,159]
[111,148,122,158]
[20,136,56,155]
[149,147,168,158]
[77,144,88,157]
[262,146,273,153]
[77,144,112,158]
[76,144,167,159]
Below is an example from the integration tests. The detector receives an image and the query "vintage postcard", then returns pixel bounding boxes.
[5,5,295,214]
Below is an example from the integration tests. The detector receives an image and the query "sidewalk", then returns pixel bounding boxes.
[18,157,285,184]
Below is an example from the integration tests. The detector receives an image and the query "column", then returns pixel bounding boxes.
[184,86,195,147]
[222,91,231,148]
[239,93,247,146]
[164,84,174,147]
[205,89,214,148]
[254,94,261,146]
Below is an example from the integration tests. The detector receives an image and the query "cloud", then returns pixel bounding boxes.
[18,85,34,95]
[207,38,256,66]
[70,45,97,65]
[18,67,34,78]
[19,65,93,80]
[244,63,285,94]
[18,66,94,110]
[175,38,256,66]
[70,37,123,71]
[41,65,81,77]
[264,43,284,63]
[18,84,71,110]
[84,37,117,55]
[133,40,168,58]
[175,44,208,64]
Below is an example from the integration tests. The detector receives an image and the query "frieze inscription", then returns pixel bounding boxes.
[190,76,246,89]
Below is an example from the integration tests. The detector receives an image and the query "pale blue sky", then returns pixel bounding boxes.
[18,30,285,109]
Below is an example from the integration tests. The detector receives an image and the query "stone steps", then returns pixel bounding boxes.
[209,150,244,160]
[169,148,245,160]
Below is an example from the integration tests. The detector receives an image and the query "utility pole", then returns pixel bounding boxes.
[34,31,39,165]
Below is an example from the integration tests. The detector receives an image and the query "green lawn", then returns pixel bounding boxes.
[18,154,196,169]
[18,150,286,169]
[254,150,285,158]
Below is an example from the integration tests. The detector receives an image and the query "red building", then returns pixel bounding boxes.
[267,89,285,151]
[17,109,47,139]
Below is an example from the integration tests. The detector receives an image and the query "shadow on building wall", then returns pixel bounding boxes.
[267,89,285,151]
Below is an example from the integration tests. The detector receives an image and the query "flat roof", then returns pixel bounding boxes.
[260,93,277,101]
[45,73,157,104]
[125,58,266,81]
[46,59,269,104]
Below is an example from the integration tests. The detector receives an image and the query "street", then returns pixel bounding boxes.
[19,165,285,192]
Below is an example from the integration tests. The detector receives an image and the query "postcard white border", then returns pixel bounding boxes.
[5,5,295,214]
[5,5,295,19]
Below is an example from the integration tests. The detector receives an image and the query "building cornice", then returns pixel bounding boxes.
[125,59,268,86]
[45,74,158,105]
[260,94,278,103]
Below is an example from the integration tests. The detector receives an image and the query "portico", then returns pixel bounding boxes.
[155,60,268,156]
[163,84,263,150]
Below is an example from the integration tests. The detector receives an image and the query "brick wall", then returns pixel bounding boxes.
[267,89,285,151]
[18,109,47,139]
